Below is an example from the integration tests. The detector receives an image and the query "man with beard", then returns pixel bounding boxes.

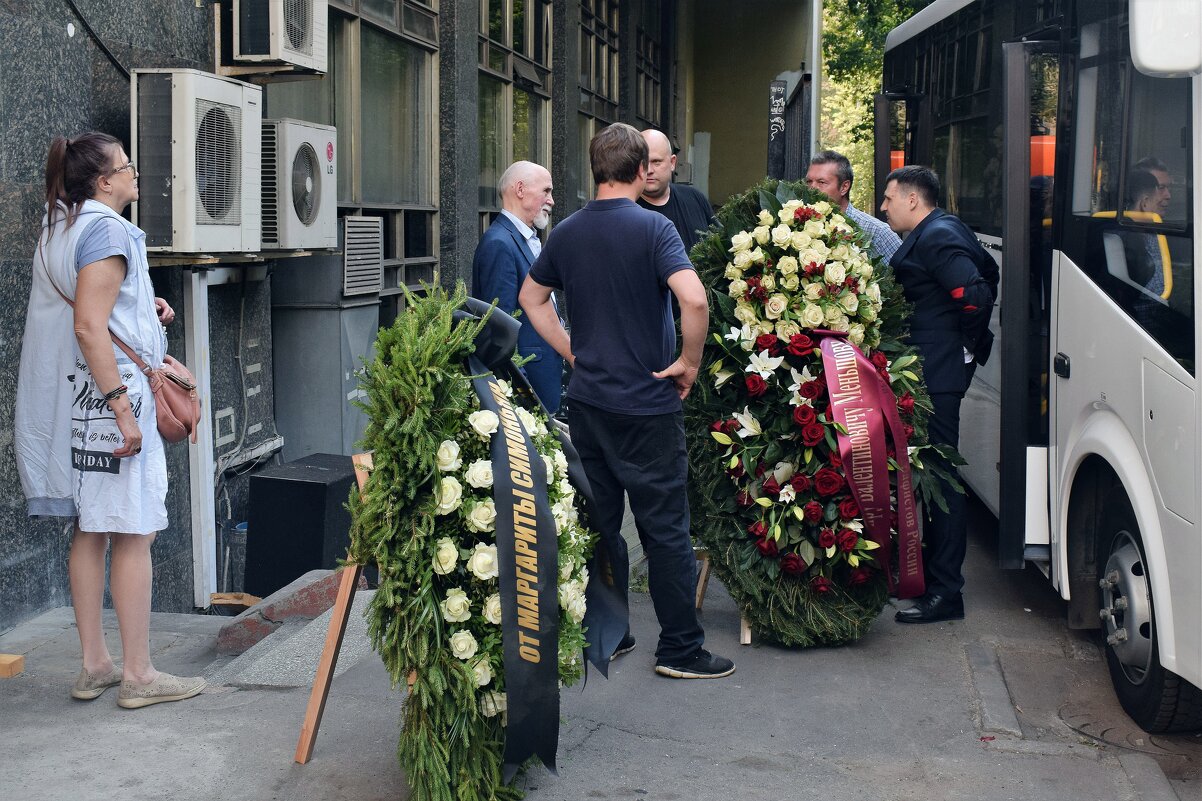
[472,160,563,412]
[805,150,900,262]
[637,129,715,255]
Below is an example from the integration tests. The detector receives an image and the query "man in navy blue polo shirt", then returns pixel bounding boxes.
[519,122,734,679]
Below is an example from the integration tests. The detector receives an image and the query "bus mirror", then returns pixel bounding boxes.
[1130,0,1202,76]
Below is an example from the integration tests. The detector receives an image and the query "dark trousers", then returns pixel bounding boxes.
[924,390,967,597]
[567,401,704,663]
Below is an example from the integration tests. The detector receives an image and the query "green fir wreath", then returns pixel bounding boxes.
[685,179,962,647]
[347,285,594,801]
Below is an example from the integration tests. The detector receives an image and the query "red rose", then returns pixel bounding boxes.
[870,351,888,370]
[761,475,781,497]
[801,422,825,447]
[828,449,843,468]
[787,334,814,357]
[837,529,859,552]
[754,461,767,478]
[848,567,872,586]
[818,527,836,548]
[810,576,832,594]
[838,497,860,520]
[792,404,817,427]
[898,392,915,415]
[791,473,812,494]
[747,520,768,539]
[735,490,754,508]
[745,374,768,397]
[709,419,724,432]
[814,467,845,496]
[755,333,781,355]
[803,500,823,523]
[727,458,745,478]
[756,538,779,557]
[723,418,741,434]
[903,423,915,440]
[799,380,824,400]
[781,553,808,575]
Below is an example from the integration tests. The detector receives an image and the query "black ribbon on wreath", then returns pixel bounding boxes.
[456,298,626,781]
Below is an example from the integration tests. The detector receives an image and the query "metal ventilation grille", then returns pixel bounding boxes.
[343,216,383,296]
[195,99,242,225]
[261,122,279,245]
[284,0,313,55]
[292,143,321,226]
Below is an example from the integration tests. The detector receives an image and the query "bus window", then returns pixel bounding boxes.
[1124,72,1189,230]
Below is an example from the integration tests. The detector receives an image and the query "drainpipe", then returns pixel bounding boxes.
[811,0,824,155]
[183,268,217,607]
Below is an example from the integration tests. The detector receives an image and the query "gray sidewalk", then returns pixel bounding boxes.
[1,504,1198,801]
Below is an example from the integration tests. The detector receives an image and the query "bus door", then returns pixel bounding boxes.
[999,39,1060,570]
[873,93,922,216]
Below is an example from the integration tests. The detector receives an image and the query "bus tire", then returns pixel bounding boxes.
[1097,497,1202,733]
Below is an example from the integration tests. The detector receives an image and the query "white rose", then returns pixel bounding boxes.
[777,256,799,275]
[804,281,824,301]
[839,293,859,314]
[733,248,755,269]
[814,200,833,216]
[724,262,742,279]
[466,499,497,533]
[752,225,771,245]
[467,543,500,580]
[449,630,478,661]
[560,560,574,581]
[542,454,556,484]
[859,303,878,323]
[760,274,776,291]
[799,248,824,266]
[733,303,758,325]
[831,244,852,261]
[436,440,461,472]
[553,497,578,531]
[754,321,774,338]
[849,324,866,346]
[494,379,513,397]
[859,262,875,280]
[471,657,493,687]
[771,224,793,248]
[780,273,800,292]
[480,691,507,718]
[558,477,575,499]
[729,231,754,252]
[866,282,881,304]
[749,247,767,264]
[824,261,847,286]
[464,459,494,489]
[757,209,776,226]
[829,315,851,333]
[433,537,459,575]
[468,410,500,439]
[435,477,463,515]
[775,319,800,338]
[728,278,748,298]
[558,579,584,607]
[763,294,788,320]
[824,304,844,325]
[553,449,569,479]
[441,588,472,622]
[777,203,800,224]
[483,593,503,625]
[515,406,547,438]
[791,231,812,251]
[566,594,586,624]
[803,219,826,237]
[801,304,825,328]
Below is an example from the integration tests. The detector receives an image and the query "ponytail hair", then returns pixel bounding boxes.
[44,132,122,234]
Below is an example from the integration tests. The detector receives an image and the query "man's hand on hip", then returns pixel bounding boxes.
[652,358,700,400]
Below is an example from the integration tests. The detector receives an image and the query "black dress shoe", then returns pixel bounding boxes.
[895,593,964,624]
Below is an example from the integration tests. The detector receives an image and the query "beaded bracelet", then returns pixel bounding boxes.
[103,384,128,402]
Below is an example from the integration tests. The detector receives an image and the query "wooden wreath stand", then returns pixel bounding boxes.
[693,547,752,645]
[294,453,418,764]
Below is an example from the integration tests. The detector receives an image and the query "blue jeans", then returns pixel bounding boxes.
[567,401,704,663]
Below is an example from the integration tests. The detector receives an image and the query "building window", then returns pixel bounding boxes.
[267,2,438,297]
[580,0,619,123]
[635,0,663,128]
[478,0,553,225]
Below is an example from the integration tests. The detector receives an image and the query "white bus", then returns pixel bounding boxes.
[876,0,1201,731]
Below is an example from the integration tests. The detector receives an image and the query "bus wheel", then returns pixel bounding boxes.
[1097,500,1202,732]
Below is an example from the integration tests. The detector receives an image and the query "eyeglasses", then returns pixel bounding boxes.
[108,162,138,178]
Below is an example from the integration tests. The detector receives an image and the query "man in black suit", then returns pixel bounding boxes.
[472,161,563,412]
[880,165,997,624]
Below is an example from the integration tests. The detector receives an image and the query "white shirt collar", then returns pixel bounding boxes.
[501,209,536,241]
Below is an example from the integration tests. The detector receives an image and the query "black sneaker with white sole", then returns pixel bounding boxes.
[654,649,735,679]
[610,633,636,661]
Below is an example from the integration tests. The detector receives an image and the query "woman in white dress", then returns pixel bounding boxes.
[15,132,205,708]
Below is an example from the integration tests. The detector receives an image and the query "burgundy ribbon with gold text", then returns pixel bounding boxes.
[817,333,924,598]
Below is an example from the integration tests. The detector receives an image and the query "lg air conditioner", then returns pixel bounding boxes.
[234,0,328,72]
[261,119,336,250]
[132,69,262,253]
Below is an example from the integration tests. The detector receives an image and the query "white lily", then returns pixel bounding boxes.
[733,407,761,438]
[746,349,784,379]
[787,366,814,393]
[714,370,735,388]
[778,484,796,503]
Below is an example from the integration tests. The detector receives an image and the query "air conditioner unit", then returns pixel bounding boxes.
[262,119,337,250]
[131,69,262,253]
[234,0,328,72]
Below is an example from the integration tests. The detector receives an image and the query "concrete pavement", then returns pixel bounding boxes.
[1,502,1198,801]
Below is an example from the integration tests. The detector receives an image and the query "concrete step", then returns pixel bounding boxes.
[208,589,377,689]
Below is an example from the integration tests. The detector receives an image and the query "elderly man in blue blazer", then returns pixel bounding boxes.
[880,165,998,625]
[472,161,563,412]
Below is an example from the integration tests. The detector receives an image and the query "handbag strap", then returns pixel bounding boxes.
[46,276,152,375]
